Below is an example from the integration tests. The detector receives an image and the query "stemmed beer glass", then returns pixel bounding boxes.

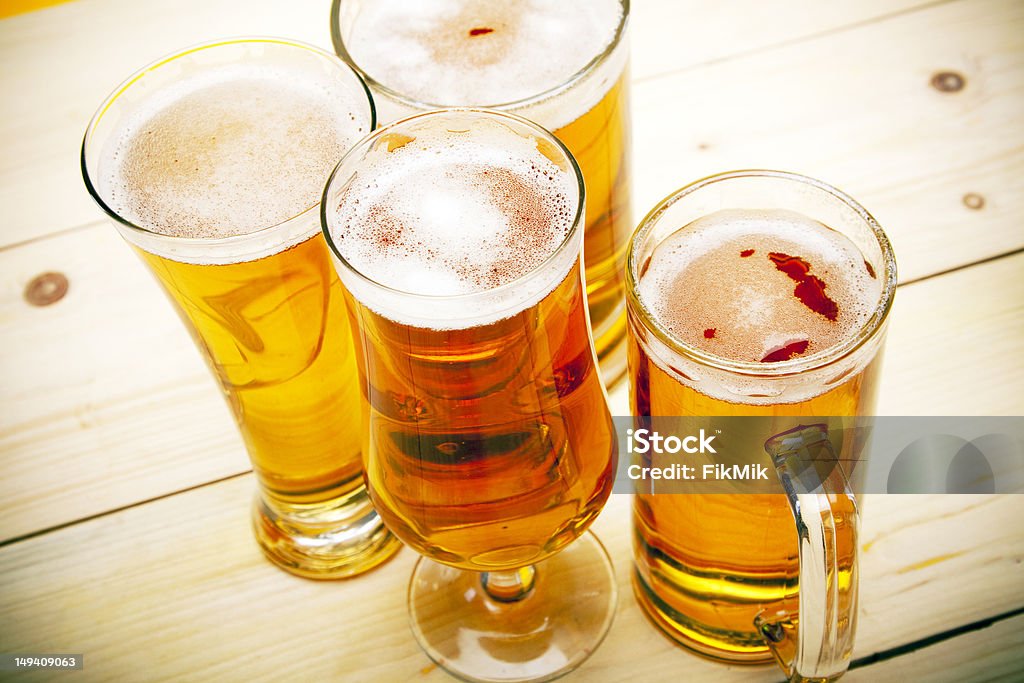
[322,108,619,682]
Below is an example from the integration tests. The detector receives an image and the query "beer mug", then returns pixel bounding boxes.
[330,0,634,383]
[81,38,400,579]
[626,171,896,681]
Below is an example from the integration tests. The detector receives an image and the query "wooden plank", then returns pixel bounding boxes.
[0,225,249,542]
[846,613,1024,682]
[632,0,1024,284]
[0,0,962,248]
[855,493,1024,653]
[876,252,1024,416]
[630,0,935,82]
[0,477,1020,681]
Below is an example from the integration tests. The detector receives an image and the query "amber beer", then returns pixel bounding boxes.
[81,39,400,578]
[323,110,616,571]
[132,238,363,504]
[332,0,633,382]
[627,172,896,664]
[350,257,614,569]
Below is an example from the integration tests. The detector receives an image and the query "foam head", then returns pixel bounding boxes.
[96,44,371,245]
[325,111,581,329]
[344,0,623,111]
[637,209,882,364]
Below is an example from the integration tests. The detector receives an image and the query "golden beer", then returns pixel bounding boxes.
[81,38,400,578]
[322,109,619,681]
[631,349,881,660]
[133,236,364,505]
[626,172,896,666]
[555,71,632,372]
[332,0,633,383]
[351,257,614,570]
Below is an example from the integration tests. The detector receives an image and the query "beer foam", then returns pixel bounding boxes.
[100,64,368,243]
[638,210,882,364]
[327,117,579,328]
[346,0,623,125]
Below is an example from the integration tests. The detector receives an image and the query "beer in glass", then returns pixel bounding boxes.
[322,109,618,682]
[331,0,633,384]
[627,171,896,681]
[81,38,400,579]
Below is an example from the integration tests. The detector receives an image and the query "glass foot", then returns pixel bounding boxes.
[409,531,618,682]
[252,486,402,580]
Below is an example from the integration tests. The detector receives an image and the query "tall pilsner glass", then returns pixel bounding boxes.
[331,0,634,385]
[81,38,400,578]
[322,109,618,682]
[627,171,897,682]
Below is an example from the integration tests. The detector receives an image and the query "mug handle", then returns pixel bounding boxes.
[756,424,859,683]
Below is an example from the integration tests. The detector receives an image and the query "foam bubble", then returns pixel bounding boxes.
[346,0,622,119]
[327,117,579,328]
[638,209,882,364]
[100,64,368,245]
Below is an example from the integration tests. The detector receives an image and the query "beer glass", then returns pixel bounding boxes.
[626,171,897,681]
[322,109,618,682]
[81,38,401,579]
[330,0,634,385]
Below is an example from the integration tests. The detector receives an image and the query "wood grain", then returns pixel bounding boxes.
[1,479,1020,682]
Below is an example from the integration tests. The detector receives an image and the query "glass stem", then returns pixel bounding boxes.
[481,565,537,603]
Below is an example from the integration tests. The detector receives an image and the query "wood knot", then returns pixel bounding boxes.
[962,193,985,210]
[930,71,965,93]
[24,271,69,306]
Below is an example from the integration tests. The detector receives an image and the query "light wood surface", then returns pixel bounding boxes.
[632,0,1024,284]
[2,482,1022,682]
[0,0,1021,681]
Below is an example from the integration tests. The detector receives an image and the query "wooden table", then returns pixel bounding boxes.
[1,0,1022,680]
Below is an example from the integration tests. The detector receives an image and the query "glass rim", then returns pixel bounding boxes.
[329,0,630,112]
[80,36,377,247]
[626,169,898,377]
[320,107,587,305]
